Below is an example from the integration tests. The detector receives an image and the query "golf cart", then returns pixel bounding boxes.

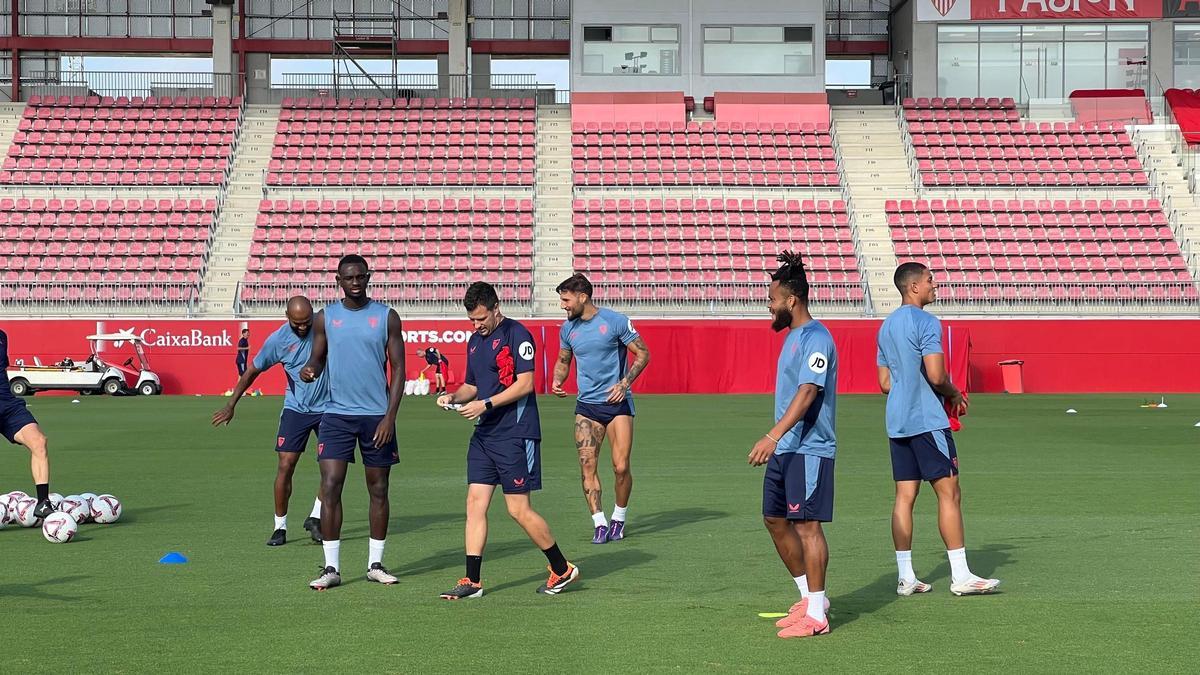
[6,331,162,396]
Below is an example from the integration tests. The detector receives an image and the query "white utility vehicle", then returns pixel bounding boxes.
[6,332,162,396]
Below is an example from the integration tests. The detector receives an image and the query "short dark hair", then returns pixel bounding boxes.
[893,262,929,292]
[555,273,593,297]
[463,281,500,311]
[337,254,369,274]
[770,250,809,303]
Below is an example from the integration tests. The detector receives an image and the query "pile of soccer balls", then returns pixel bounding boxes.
[0,491,123,543]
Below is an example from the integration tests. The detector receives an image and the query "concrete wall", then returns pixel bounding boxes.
[571,0,825,99]
[890,1,916,98]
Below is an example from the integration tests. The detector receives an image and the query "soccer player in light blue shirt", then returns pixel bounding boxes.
[212,296,327,547]
[300,255,407,590]
[551,274,651,544]
[747,252,836,638]
[877,262,999,597]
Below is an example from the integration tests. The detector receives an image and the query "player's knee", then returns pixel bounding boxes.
[505,500,531,521]
[612,459,630,478]
[763,516,787,532]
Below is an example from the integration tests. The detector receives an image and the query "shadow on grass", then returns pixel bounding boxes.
[922,542,1015,589]
[338,512,461,542]
[0,574,89,602]
[486,547,658,595]
[834,543,1016,626]
[624,508,730,536]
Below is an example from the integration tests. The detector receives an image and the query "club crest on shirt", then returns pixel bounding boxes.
[492,338,501,350]
[599,324,609,335]
[368,316,379,329]
[331,319,343,328]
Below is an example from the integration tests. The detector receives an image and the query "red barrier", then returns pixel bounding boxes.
[1165,88,1200,145]
[44,315,1200,396]
[713,92,830,127]
[1068,89,1151,125]
[570,91,685,125]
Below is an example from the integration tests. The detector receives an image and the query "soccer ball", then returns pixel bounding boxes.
[4,491,26,511]
[91,495,122,524]
[0,501,9,527]
[41,512,78,543]
[79,492,97,511]
[60,497,90,524]
[47,492,63,508]
[13,497,41,527]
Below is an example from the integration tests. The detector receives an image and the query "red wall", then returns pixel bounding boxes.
[2,318,1196,395]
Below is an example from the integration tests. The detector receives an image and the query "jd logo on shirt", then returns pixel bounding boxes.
[518,341,535,361]
[808,352,828,374]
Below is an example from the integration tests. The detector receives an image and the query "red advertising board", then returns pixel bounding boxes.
[4,317,1197,396]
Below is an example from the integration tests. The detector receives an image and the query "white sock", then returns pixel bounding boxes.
[273,514,286,531]
[896,550,915,583]
[793,574,809,598]
[368,538,386,566]
[947,547,972,584]
[309,498,322,519]
[611,505,628,522]
[591,511,608,528]
[322,540,340,571]
[805,590,827,622]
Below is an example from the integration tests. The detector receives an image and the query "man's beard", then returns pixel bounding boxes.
[771,309,792,332]
[291,325,309,337]
[567,307,583,321]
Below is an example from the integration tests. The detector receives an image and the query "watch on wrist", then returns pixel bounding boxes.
[484,399,493,410]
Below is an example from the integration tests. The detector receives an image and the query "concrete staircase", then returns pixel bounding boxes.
[832,106,911,314]
[1134,128,1200,280]
[197,104,279,315]
[531,104,573,316]
[0,103,24,160]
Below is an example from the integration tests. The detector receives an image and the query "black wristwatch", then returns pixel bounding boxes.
[484,398,493,410]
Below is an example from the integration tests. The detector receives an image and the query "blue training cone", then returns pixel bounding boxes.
[159,552,188,564]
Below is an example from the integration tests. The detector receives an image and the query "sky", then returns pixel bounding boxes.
[79,55,871,90]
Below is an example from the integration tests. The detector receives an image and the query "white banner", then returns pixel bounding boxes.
[917,0,973,21]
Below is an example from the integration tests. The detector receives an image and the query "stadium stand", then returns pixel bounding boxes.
[1,95,241,186]
[571,196,865,310]
[0,196,215,308]
[238,197,535,308]
[570,120,839,187]
[903,97,1148,187]
[886,197,1199,307]
[266,97,536,187]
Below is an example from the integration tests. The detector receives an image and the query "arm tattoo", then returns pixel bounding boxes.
[623,337,651,385]
[553,348,573,386]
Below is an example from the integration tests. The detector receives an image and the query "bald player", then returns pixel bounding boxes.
[213,296,328,547]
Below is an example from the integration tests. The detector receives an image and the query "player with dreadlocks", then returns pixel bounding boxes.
[747,251,839,639]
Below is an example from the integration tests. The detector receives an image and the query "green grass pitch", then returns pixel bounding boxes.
[2,393,1198,673]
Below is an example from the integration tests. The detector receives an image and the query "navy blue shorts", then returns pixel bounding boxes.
[0,397,37,444]
[762,453,835,522]
[467,434,541,494]
[890,429,958,482]
[276,409,323,454]
[317,413,399,467]
[575,399,634,426]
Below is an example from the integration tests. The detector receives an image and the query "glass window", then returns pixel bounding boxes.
[702,25,814,76]
[979,42,1021,99]
[1175,25,1200,89]
[826,59,871,87]
[582,24,680,75]
[1063,41,1106,92]
[1108,42,1148,90]
[938,23,1147,101]
[937,42,978,97]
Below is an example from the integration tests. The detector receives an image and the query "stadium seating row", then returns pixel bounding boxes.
[279,97,535,109]
[258,198,533,213]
